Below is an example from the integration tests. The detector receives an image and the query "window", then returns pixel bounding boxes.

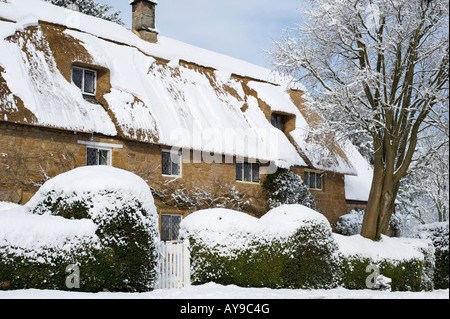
[161,214,182,242]
[271,113,285,131]
[162,149,182,177]
[86,147,111,166]
[72,66,97,96]
[304,170,323,190]
[236,160,260,183]
[78,140,122,166]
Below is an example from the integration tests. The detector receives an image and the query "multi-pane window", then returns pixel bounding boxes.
[271,113,285,131]
[236,160,260,183]
[161,214,182,242]
[72,66,97,96]
[304,170,323,190]
[162,149,182,177]
[86,147,111,166]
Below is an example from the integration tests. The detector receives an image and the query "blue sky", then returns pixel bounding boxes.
[96,0,306,68]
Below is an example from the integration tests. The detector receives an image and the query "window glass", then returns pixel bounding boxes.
[310,172,316,189]
[161,214,182,242]
[244,162,251,182]
[271,114,284,131]
[236,161,260,183]
[304,171,323,189]
[236,162,243,181]
[276,115,284,131]
[98,149,109,165]
[84,70,96,94]
[72,68,83,90]
[316,173,322,189]
[171,158,180,176]
[270,114,277,127]
[162,150,181,176]
[162,151,172,175]
[86,147,98,166]
[252,163,260,183]
[86,147,110,166]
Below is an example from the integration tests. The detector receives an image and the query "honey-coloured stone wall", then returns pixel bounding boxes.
[0,121,349,225]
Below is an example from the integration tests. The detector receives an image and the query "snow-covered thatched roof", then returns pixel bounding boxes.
[0,0,361,175]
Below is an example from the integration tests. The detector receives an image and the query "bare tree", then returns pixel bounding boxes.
[271,0,449,239]
[397,125,449,224]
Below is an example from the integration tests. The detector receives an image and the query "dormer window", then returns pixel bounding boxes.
[72,66,97,97]
[271,113,285,131]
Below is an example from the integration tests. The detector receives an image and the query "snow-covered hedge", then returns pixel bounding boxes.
[0,166,160,292]
[335,234,433,291]
[416,222,449,289]
[180,205,434,291]
[0,207,109,291]
[334,209,364,236]
[180,205,341,289]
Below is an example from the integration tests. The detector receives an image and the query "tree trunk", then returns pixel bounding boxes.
[361,159,397,240]
[360,163,384,240]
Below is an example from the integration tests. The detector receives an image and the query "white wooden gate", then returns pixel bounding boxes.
[155,241,191,289]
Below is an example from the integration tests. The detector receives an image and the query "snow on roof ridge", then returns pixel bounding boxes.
[0,0,302,89]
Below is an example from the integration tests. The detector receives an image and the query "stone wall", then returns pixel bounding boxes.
[0,121,349,225]
[0,121,268,215]
[292,166,347,225]
[0,122,82,203]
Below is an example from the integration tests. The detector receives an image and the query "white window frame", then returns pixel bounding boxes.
[236,158,260,184]
[86,146,112,166]
[162,149,182,178]
[72,66,97,97]
[77,140,123,167]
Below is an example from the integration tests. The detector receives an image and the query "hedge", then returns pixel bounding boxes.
[0,238,115,291]
[0,166,160,292]
[181,205,341,289]
[181,205,435,291]
[417,222,449,289]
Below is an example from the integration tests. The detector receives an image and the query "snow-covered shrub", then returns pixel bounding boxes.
[335,209,403,237]
[180,204,435,291]
[416,222,449,289]
[335,234,434,291]
[262,168,317,210]
[334,209,364,235]
[1,166,160,292]
[0,207,111,291]
[180,204,340,289]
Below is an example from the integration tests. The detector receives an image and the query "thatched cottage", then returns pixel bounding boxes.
[0,0,372,240]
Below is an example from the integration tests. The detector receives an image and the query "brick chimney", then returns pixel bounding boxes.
[130,0,158,43]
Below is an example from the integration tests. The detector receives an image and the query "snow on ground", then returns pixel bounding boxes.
[0,201,21,211]
[0,283,448,299]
